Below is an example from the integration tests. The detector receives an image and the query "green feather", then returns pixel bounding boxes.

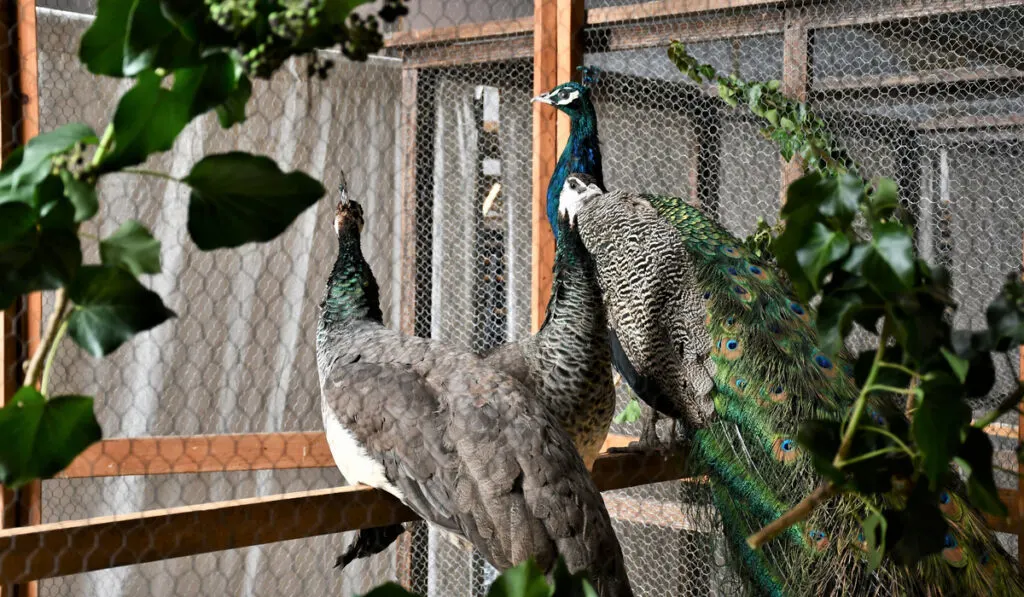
[646,193,1024,596]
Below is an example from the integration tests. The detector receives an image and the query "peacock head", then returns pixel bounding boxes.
[532,81,591,119]
[558,172,603,226]
[334,198,365,237]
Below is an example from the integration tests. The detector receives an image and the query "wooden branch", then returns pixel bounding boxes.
[55,433,640,479]
[55,432,335,479]
[747,483,836,549]
[0,443,690,583]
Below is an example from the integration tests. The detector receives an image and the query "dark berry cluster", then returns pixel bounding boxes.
[204,0,408,79]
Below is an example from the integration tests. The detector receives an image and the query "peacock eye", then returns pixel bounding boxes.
[559,90,569,99]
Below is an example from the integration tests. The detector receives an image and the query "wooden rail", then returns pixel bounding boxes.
[0,444,689,584]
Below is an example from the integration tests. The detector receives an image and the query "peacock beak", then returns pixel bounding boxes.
[531,92,554,105]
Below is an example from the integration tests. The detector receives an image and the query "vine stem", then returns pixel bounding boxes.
[40,320,68,396]
[745,317,894,549]
[835,317,893,464]
[22,288,69,390]
[746,483,835,549]
[124,168,178,182]
[92,123,115,168]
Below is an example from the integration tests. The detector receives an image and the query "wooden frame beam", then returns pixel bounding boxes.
[0,445,690,584]
[55,432,335,479]
[531,0,557,332]
[2,1,41,595]
[779,9,809,202]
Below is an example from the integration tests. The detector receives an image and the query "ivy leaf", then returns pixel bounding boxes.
[939,347,969,384]
[79,0,134,76]
[0,123,97,193]
[215,72,251,128]
[123,0,200,76]
[0,201,82,309]
[59,169,99,222]
[101,71,191,172]
[913,372,970,488]
[0,387,101,489]
[863,221,915,294]
[885,483,946,566]
[956,428,1008,517]
[100,220,162,276]
[869,177,899,219]
[172,53,243,119]
[862,512,887,571]
[486,559,553,597]
[549,557,599,597]
[613,398,643,424]
[796,419,844,485]
[794,223,850,292]
[66,265,176,357]
[183,152,325,250]
[816,292,866,356]
[358,584,419,597]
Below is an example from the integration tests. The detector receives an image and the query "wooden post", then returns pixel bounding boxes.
[398,67,419,336]
[779,10,809,203]
[1019,236,1023,566]
[1,1,41,595]
[556,0,584,153]
[531,0,558,332]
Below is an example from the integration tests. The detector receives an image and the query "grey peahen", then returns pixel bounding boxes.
[556,172,1024,596]
[317,191,633,596]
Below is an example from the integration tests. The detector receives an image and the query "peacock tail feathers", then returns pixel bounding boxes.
[642,193,1024,596]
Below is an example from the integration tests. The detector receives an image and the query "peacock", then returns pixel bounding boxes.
[557,172,1024,596]
[482,211,614,471]
[535,81,681,448]
[317,189,634,596]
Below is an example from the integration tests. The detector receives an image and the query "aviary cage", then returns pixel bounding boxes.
[1,0,1022,595]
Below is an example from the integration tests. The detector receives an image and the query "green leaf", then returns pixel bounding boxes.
[796,419,844,485]
[780,116,795,131]
[863,221,915,293]
[956,428,1008,517]
[123,0,199,76]
[358,583,419,597]
[913,372,970,488]
[613,398,643,424]
[100,220,162,276]
[59,169,99,222]
[940,347,969,384]
[816,292,867,356]
[0,387,102,489]
[764,108,779,127]
[172,53,242,119]
[101,71,191,171]
[869,177,899,219]
[862,512,887,571]
[215,72,251,128]
[183,152,325,250]
[66,265,176,357]
[486,559,553,597]
[79,0,134,76]
[885,483,947,566]
[0,123,97,192]
[794,223,850,292]
[0,203,82,309]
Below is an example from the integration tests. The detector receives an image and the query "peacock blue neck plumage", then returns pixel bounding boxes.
[547,100,604,240]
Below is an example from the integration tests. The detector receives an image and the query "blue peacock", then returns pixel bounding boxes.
[536,80,1024,596]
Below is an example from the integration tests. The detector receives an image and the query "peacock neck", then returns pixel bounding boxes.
[547,106,603,238]
[318,231,383,332]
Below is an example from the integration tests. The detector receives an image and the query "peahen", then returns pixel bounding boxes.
[557,172,1024,596]
[317,191,633,596]
[535,80,706,448]
[482,211,614,471]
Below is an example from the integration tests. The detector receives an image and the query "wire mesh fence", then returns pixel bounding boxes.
[1,0,1022,596]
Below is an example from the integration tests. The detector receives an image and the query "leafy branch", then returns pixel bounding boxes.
[359,558,599,597]
[0,0,408,489]
[668,41,1024,565]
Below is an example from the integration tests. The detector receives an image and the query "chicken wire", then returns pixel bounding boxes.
[0,0,1021,596]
